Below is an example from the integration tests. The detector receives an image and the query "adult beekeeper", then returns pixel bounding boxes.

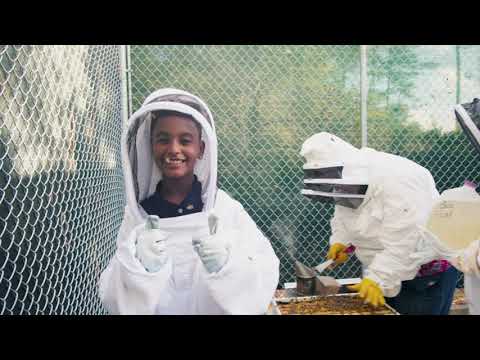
[410,98,480,315]
[300,132,458,315]
[99,88,280,314]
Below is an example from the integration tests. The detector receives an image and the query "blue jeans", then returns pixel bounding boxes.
[386,266,459,315]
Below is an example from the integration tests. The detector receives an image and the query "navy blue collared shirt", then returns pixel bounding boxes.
[140,176,204,218]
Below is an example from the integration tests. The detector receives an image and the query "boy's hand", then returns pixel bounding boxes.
[135,216,170,273]
[192,213,230,274]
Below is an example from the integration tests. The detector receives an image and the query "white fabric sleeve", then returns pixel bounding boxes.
[464,274,480,315]
[466,240,480,277]
[98,211,174,315]
[200,200,280,314]
[329,206,351,246]
[454,239,480,278]
[363,188,424,298]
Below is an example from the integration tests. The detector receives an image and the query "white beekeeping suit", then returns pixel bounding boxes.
[98,88,280,314]
[300,132,440,298]
[458,241,480,315]
[455,98,480,315]
[412,99,480,314]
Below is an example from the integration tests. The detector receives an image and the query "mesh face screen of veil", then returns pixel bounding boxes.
[303,183,368,196]
[455,98,480,156]
[303,166,343,180]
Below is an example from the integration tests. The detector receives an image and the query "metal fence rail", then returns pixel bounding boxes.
[0,45,124,314]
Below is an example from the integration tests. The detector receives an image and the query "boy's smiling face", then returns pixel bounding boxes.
[151,114,205,181]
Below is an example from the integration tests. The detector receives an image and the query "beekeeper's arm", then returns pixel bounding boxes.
[194,198,280,314]
[362,182,424,298]
[328,207,353,264]
[329,209,385,304]
[98,210,175,315]
[414,237,480,277]
[454,240,480,277]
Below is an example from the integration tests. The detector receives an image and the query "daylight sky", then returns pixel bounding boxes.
[403,45,479,132]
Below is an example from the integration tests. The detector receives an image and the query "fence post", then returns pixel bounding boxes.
[360,45,368,147]
[119,45,132,123]
[455,45,461,105]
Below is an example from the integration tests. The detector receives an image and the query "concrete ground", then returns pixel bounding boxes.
[449,288,469,315]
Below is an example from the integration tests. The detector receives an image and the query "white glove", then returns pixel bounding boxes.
[135,215,170,273]
[451,239,480,277]
[192,213,230,274]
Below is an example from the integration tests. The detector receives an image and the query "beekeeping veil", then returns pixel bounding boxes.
[122,88,218,220]
[300,132,369,209]
[455,98,480,156]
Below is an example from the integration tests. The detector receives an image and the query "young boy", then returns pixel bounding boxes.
[99,88,280,314]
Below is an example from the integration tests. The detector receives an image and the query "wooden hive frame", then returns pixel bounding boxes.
[268,293,399,315]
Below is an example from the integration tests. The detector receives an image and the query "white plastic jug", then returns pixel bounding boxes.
[427,181,480,251]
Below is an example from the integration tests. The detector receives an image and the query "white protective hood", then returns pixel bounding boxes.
[300,132,369,201]
[453,99,480,314]
[301,132,363,168]
[122,88,218,219]
[454,98,480,156]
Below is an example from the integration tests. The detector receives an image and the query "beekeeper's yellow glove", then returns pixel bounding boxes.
[327,243,349,265]
[348,278,385,307]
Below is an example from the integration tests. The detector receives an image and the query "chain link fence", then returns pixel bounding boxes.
[367,45,480,287]
[367,45,480,192]
[130,45,480,287]
[0,45,124,314]
[130,45,363,286]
